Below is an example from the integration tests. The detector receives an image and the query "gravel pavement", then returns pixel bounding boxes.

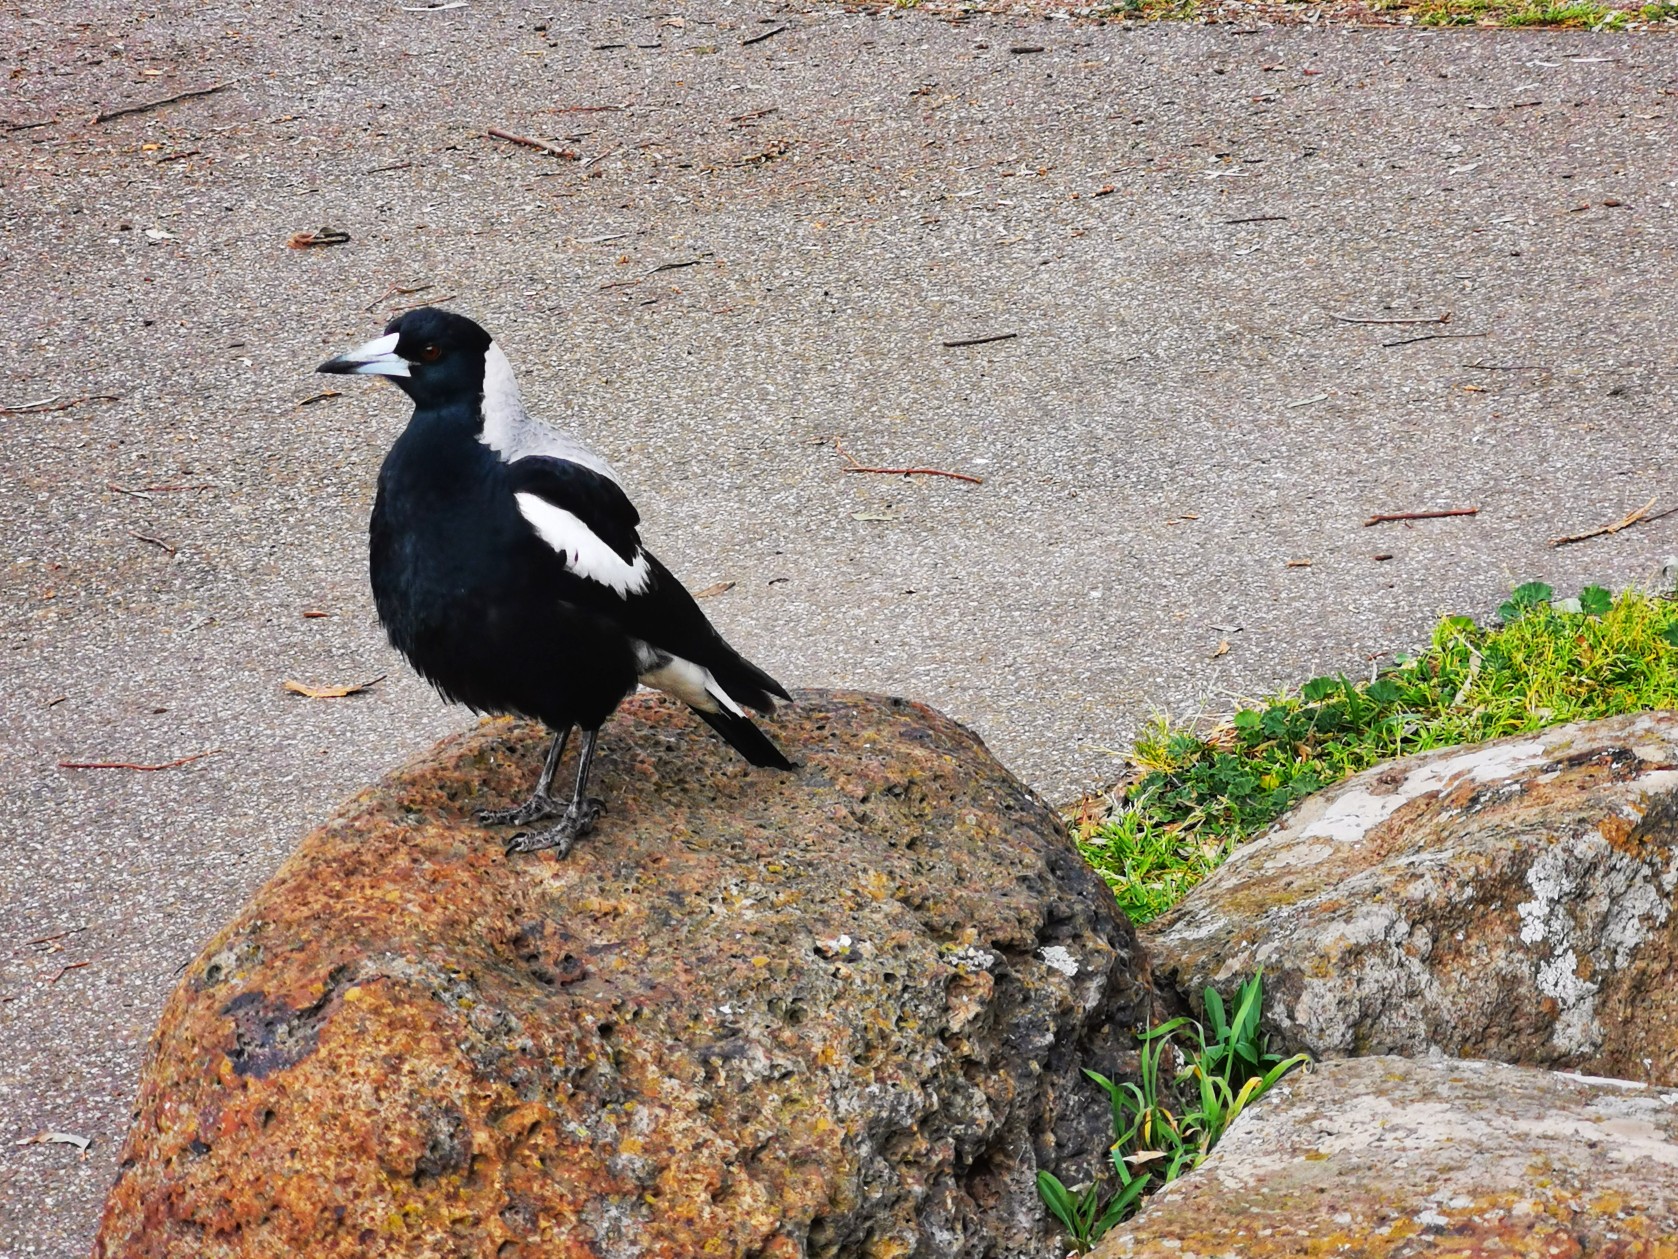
[2,3,1674,1253]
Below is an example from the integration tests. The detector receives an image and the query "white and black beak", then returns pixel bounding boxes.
[318,332,410,378]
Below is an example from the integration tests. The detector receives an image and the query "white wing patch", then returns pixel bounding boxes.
[515,492,651,597]
[634,645,747,716]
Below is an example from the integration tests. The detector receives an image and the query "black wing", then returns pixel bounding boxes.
[509,455,791,717]
[505,455,641,565]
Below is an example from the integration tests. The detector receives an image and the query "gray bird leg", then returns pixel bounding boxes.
[505,727,604,857]
[477,725,570,827]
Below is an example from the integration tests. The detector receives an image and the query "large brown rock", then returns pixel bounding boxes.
[1144,711,1678,1083]
[94,689,1148,1258]
[1092,1055,1678,1258]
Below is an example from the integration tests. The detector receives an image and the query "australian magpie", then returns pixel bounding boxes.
[318,307,795,856]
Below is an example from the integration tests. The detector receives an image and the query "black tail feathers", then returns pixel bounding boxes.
[704,648,792,714]
[694,706,797,771]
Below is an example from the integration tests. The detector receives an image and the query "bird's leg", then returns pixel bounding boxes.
[477,725,570,827]
[506,727,605,857]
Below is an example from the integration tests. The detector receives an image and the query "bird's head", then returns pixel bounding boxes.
[317,306,495,409]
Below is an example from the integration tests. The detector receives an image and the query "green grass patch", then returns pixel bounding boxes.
[1394,0,1629,24]
[1075,583,1678,925]
[1038,971,1308,1251]
[1501,0,1628,24]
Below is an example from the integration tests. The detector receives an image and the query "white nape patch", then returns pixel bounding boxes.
[633,644,746,716]
[515,492,650,597]
[333,331,410,377]
[478,341,622,483]
[479,342,526,454]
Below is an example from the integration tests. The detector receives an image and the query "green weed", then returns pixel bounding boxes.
[1038,971,1309,1251]
[1076,583,1678,924]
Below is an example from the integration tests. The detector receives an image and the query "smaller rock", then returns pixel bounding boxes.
[1144,713,1678,1083]
[1092,1055,1678,1258]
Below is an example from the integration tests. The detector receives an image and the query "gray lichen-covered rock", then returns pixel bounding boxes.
[1144,711,1678,1083]
[1092,1055,1678,1258]
[94,689,1149,1258]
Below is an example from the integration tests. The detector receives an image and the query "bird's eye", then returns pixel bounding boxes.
[417,344,442,363]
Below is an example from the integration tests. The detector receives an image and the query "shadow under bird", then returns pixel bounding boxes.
[318,307,795,855]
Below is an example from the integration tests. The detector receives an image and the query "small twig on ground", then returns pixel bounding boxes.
[1382,331,1489,348]
[581,145,623,169]
[1462,362,1546,371]
[59,749,221,771]
[2,118,56,131]
[288,227,350,249]
[364,282,432,312]
[833,438,983,485]
[741,25,786,45]
[1365,507,1479,526]
[364,161,413,175]
[298,390,342,407]
[649,256,708,273]
[94,82,229,125]
[46,961,91,984]
[391,293,453,313]
[941,332,1017,348]
[486,128,577,159]
[154,149,199,164]
[1329,311,1451,326]
[21,927,87,949]
[729,107,779,123]
[132,532,178,556]
[1222,214,1289,225]
[1550,496,1663,548]
[0,394,119,416]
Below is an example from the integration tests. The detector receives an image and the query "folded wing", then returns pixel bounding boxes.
[506,455,793,767]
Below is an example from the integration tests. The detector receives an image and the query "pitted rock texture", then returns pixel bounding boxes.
[93,689,1148,1259]
[1092,1055,1678,1258]
[1145,711,1678,1083]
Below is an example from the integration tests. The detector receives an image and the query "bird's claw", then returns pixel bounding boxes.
[476,792,564,828]
[503,798,604,858]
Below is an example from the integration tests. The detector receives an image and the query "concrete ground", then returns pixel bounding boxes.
[1,2,1673,1253]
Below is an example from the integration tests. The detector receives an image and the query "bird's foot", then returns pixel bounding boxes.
[504,798,604,858]
[476,791,565,828]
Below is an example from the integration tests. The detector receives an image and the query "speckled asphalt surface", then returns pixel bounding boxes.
[1,2,1674,1252]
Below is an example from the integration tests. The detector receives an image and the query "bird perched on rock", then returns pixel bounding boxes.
[318,307,794,855]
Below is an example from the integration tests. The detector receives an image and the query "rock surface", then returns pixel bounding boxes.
[1144,712,1678,1083]
[93,689,1148,1259]
[1092,1055,1678,1258]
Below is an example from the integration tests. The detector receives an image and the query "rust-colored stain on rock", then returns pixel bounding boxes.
[93,690,1149,1258]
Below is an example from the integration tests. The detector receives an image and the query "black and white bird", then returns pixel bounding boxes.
[318,307,794,856]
